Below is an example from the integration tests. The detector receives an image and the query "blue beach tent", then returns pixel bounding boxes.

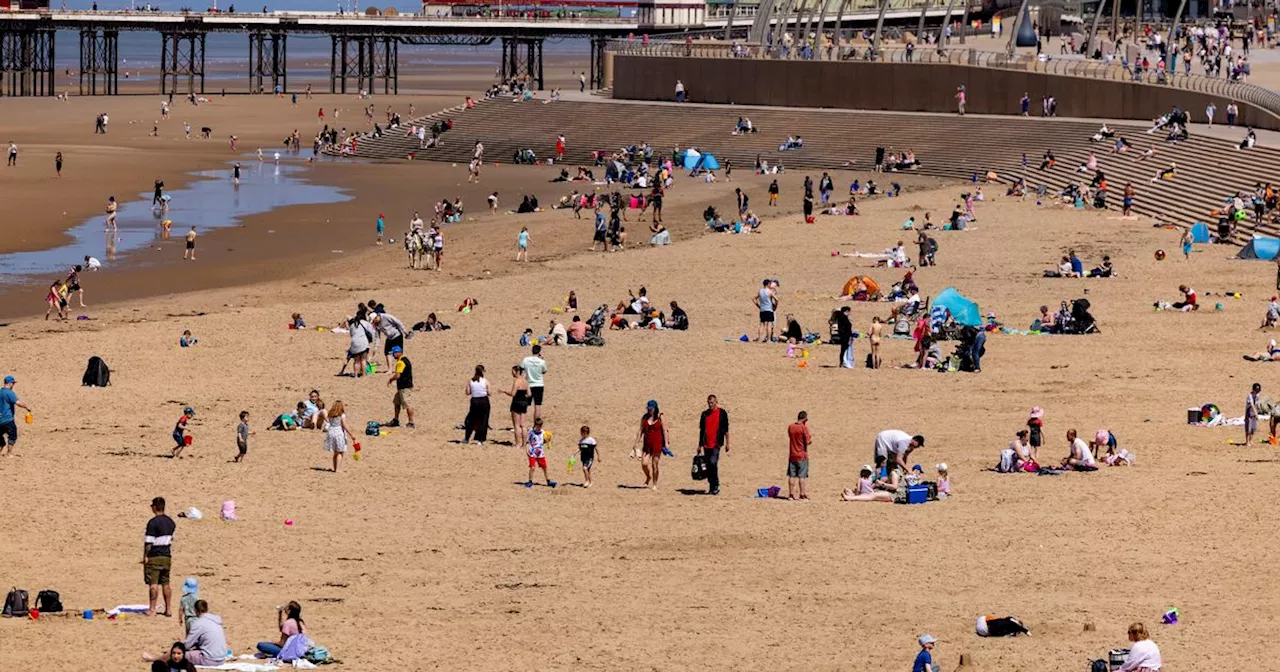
[1237,236,1280,261]
[1190,222,1211,243]
[933,287,982,327]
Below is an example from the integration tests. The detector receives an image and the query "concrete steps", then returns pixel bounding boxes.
[341,98,1280,241]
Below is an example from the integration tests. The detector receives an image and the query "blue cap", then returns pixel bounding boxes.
[390,346,403,354]
[3,376,13,384]
[911,464,923,472]
[646,400,658,409]
[183,577,198,594]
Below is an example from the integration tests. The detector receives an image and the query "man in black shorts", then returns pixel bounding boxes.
[521,345,548,419]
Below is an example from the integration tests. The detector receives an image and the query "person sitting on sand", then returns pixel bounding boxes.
[1088,255,1114,277]
[998,429,1037,472]
[301,390,324,429]
[179,330,197,347]
[146,642,198,672]
[546,319,567,346]
[842,465,894,501]
[256,601,307,659]
[144,600,227,667]
[1060,429,1097,470]
[1159,285,1198,311]
[781,314,804,344]
[1045,255,1076,278]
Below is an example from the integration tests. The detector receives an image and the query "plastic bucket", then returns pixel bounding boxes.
[183,435,193,446]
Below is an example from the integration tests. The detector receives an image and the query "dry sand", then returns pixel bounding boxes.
[0,88,1277,670]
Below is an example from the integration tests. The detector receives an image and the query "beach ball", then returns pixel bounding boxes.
[544,431,552,441]
[1201,404,1220,422]
[1155,249,1166,261]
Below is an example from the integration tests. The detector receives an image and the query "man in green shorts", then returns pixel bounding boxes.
[143,496,176,616]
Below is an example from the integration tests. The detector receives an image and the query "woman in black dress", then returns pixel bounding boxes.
[501,365,531,450]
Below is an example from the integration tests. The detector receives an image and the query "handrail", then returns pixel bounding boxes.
[606,39,1280,119]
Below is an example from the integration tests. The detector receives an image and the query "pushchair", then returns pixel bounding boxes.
[583,305,608,346]
[1059,298,1100,334]
[893,300,923,336]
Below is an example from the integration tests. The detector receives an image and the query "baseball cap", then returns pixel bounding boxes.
[918,634,938,645]
[936,462,948,472]
[911,464,923,472]
[183,407,195,415]
[2,375,14,384]
[646,399,658,409]
[390,346,403,354]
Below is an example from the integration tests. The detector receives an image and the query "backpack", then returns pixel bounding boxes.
[365,421,381,436]
[1090,660,1108,672]
[34,590,62,613]
[305,646,331,664]
[82,356,110,387]
[3,589,29,617]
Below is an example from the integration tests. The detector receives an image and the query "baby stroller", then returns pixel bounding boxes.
[583,305,608,346]
[1060,298,1100,334]
[893,300,922,336]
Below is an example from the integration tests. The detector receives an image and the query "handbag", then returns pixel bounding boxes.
[691,453,709,481]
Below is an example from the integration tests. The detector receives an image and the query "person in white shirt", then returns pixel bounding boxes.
[1061,429,1097,470]
[873,429,925,474]
[520,345,548,419]
[84,255,101,271]
[1116,622,1161,671]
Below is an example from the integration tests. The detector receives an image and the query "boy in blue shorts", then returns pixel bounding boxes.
[172,407,194,459]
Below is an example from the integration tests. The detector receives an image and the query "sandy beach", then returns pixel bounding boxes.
[2,47,1279,669]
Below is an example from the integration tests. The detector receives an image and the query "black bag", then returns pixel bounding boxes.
[34,590,62,613]
[1090,660,1108,672]
[82,356,110,387]
[3,588,28,617]
[691,453,709,481]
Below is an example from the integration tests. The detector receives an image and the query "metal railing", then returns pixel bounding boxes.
[1,8,638,24]
[606,39,1280,119]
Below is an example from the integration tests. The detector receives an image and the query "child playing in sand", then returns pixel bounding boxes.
[936,463,951,497]
[525,418,556,488]
[180,330,197,347]
[234,411,252,463]
[578,425,598,488]
[520,328,535,347]
[172,407,195,458]
[291,313,306,329]
[843,465,893,501]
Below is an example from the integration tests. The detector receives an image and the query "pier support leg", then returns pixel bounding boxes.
[249,30,287,94]
[588,36,607,89]
[79,28,119,96]
[160,30,205,96]
[1,27,55,97]
[499,37,544,90]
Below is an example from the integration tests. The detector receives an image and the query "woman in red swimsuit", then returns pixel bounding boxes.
[632,400,669,489]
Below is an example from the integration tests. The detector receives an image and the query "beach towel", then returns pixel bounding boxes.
[195,664,280,672]
[106,604,150,616]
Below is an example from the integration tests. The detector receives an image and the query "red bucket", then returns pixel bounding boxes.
[183,435,193,446]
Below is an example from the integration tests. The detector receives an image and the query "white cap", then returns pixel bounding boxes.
[936,463,948,472]
[918,634,938,645]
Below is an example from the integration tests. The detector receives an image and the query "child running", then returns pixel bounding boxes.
[234,411,252,463]
[516,226,530,262]
[172,406,195,458]
[525,417,556,488]
[578,425,599,488]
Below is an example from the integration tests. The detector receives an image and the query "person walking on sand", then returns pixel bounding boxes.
[786,411,811,500]
[521,345,548,419]
[376,212,385,245]
[0,375,32,458]
[232,162,241,186]
[54,151,62,177]
[387,346,415,429]
[183,226,197,261]
[1245,382,1261,445]
[321,400,354,472]
[1181,227,1194,260]
[105,196,118,232]
[632,400,669,489]
[143,496,176,617]
[754,279,778,342]
[698,394,730,495]
[7,141,16,166]
[516,226,531,262]
[555,134,565,162]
